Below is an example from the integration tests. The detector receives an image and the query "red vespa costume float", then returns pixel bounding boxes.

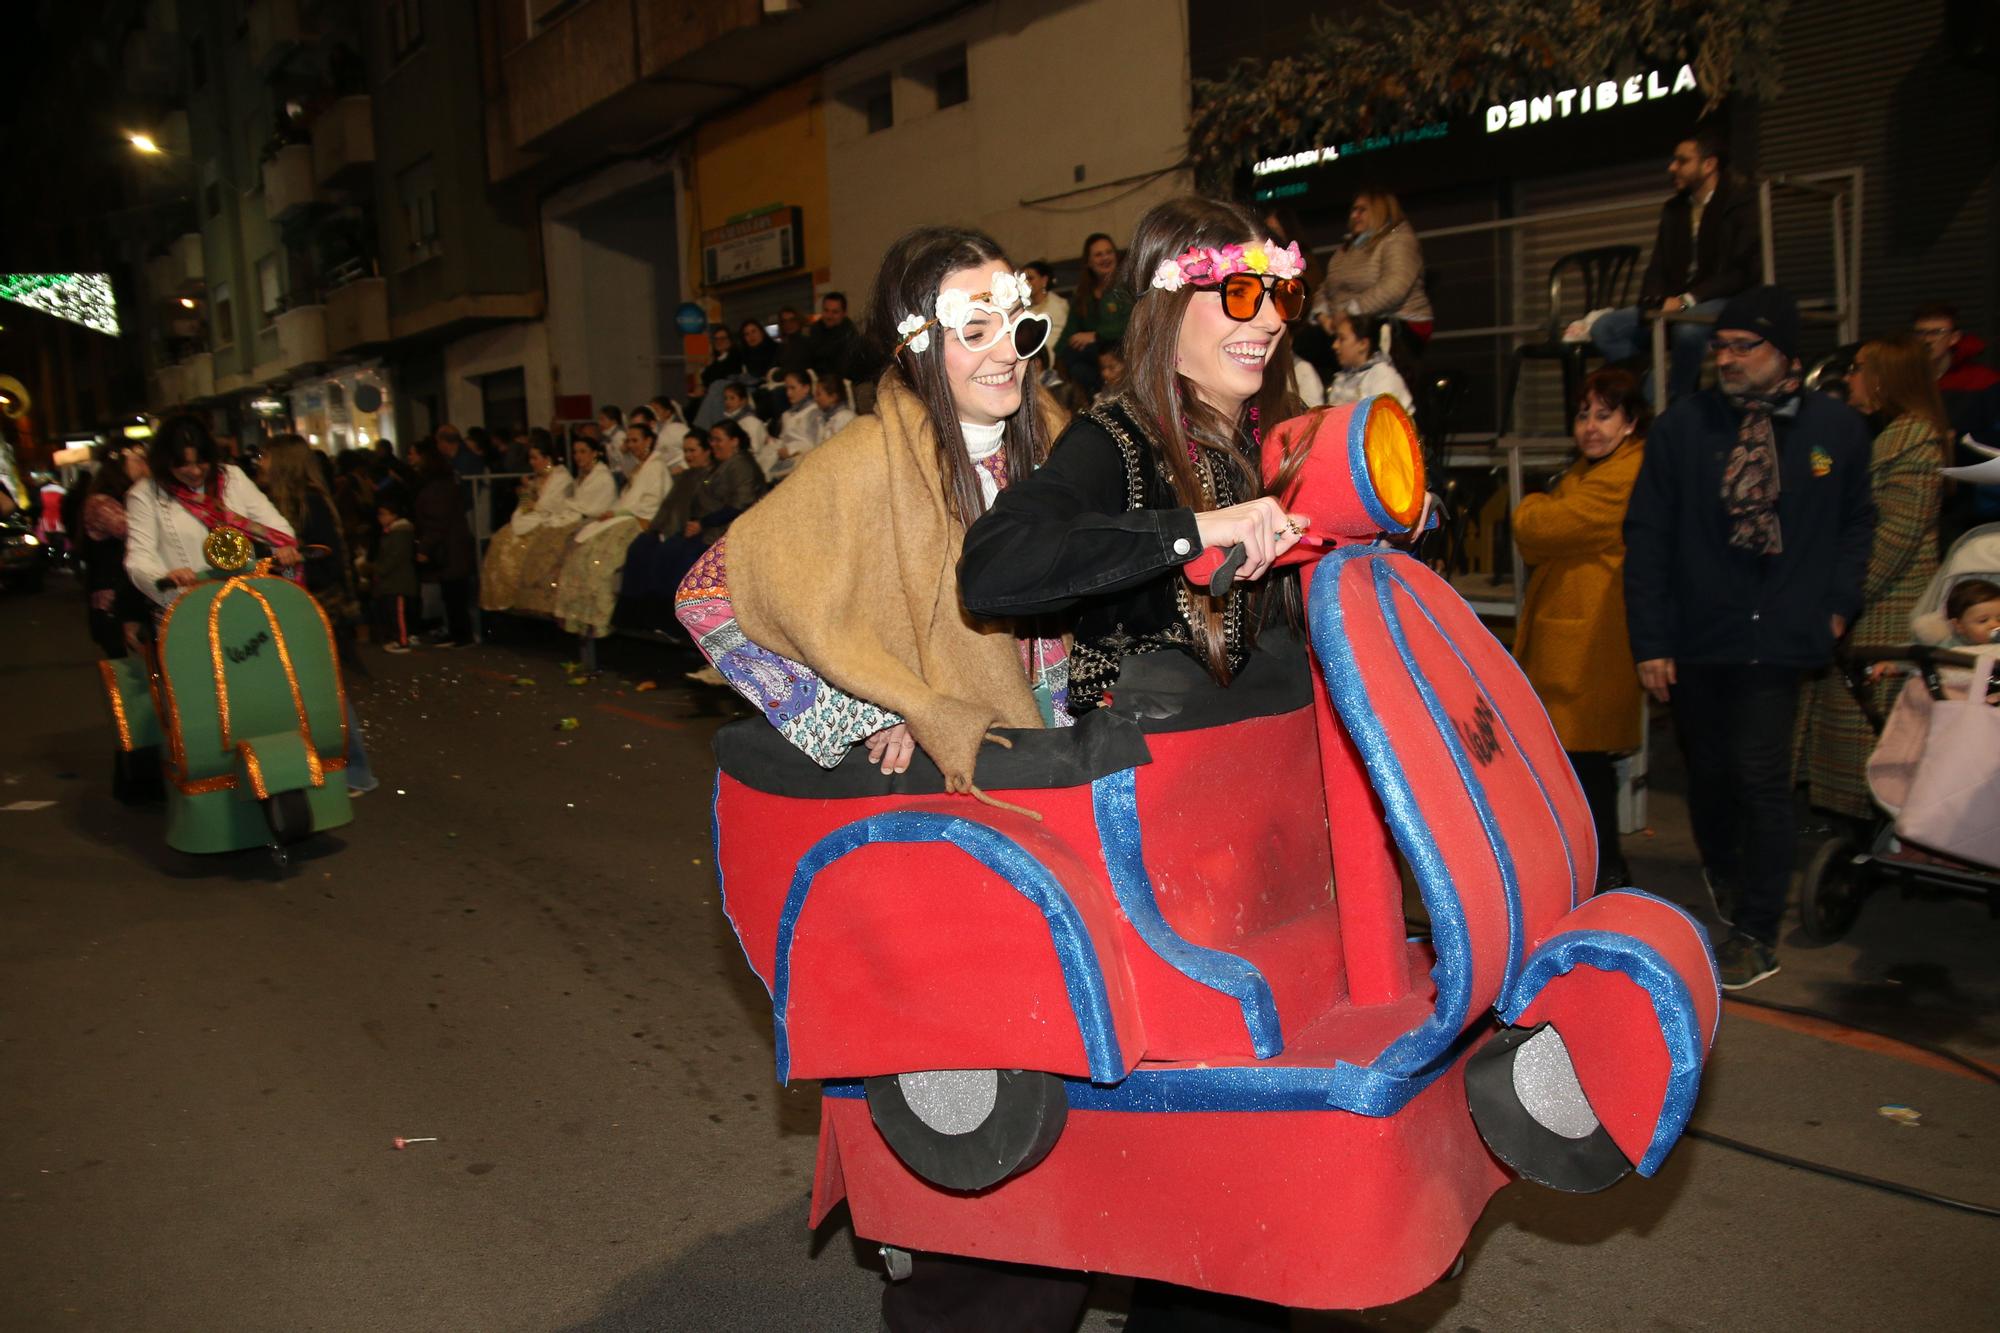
[709,363,1717,1308]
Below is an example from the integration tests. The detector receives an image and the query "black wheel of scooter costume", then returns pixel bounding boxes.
[262,788,313,845]
[1466,1024,1632,1193]
[112,745,164,805]
[864,1068,1067,1192]
[1799,832,1866,944]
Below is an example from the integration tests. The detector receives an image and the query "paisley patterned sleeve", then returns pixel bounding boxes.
[675,538,902,768]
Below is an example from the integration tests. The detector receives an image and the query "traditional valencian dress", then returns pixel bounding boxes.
[618,449,768,633]
[675,376,1069,777]
[480,463,576,613]
[553,450,668,636]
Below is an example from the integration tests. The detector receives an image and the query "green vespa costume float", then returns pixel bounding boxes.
[101,420,352,868]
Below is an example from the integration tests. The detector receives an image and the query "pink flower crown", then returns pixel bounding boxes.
[1150,238,1306,292]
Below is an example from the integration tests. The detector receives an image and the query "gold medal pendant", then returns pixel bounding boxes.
[203,525,255,573]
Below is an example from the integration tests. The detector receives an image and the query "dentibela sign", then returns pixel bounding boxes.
[1485,65,1698,134]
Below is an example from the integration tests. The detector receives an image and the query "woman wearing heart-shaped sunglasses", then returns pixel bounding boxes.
[675,226,1074,792]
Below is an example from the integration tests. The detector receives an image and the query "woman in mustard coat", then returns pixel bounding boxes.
[1514,369,1650,889]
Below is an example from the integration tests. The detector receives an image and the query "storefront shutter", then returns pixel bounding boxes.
[1758,0,1995,352]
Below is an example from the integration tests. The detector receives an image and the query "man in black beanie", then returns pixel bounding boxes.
[1622,285,1876,989]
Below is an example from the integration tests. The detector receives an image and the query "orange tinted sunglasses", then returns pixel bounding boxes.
[1205,272,1308,322]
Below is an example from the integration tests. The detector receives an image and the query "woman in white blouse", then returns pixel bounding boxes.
[765,370,816,479]
[554,424,671,637]
[507,435,618,616]
[808,375,857,449]
[481,436,576,613]
[126,416,300,607]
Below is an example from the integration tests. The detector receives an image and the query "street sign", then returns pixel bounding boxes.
[700,208,804,287]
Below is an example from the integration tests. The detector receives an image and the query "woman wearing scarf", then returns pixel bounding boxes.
[126,415,300,607]
[675,224,1079,1328]
[676,226,1068,790]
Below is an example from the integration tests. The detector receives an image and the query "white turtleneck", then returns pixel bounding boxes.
[962,419,1006,508]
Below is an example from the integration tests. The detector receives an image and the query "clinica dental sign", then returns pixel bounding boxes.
[1484,65,1697,134]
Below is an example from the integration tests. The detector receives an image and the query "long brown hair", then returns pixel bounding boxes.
[1070,231,1119,324]
[1119,195,1305,678]
[1860,333,1953,445]
[867,225,1053,530]
[261,434,333,533]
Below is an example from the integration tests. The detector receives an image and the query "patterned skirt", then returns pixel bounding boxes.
[481,520,578,614]
[555,517,641,637]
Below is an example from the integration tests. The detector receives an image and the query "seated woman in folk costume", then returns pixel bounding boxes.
[676,225,1068,788]
[618,420,768,633]
[553,423,669,637]
[483,433,582,613]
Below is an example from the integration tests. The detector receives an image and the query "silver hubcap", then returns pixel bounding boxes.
[899,1069,999,1136]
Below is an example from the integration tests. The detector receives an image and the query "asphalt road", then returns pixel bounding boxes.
[2,578,1996,1332]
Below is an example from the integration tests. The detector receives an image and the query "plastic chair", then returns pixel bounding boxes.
[1501,245,1641,433]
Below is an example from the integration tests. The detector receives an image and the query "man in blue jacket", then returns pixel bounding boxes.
[1623,286,1875,989]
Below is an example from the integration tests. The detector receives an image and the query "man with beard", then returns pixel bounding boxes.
[1622,286,1875,990]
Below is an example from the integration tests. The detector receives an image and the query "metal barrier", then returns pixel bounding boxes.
[1316,167,1866,431]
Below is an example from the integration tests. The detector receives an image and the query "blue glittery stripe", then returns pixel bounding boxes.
[818,1022,1476,1115]
[1380,561,1581,926]
[1597,888,1724,1046]
[1345,397,1399,533]
[713,771,771,998]
[1307,545,1471,1081]
[769,811,1125,1085]
[1090,768,1284,1058]
[1499,927,1706,1176]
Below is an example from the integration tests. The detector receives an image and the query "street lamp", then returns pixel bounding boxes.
[129,133,162,155]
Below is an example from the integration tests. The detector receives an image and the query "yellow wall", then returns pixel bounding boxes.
[691,77,831,289]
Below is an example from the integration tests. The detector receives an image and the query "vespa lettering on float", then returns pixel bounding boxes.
[1485,65,1698,134]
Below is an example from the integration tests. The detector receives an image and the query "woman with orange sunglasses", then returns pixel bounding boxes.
[960,195,1314,713]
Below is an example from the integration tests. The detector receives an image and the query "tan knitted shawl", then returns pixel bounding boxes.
[727,372,1064,790]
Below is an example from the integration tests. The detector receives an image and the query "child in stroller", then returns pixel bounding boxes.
[1798,524,2000,941]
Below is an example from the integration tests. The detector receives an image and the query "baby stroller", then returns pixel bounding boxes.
[1798,524,2000,941]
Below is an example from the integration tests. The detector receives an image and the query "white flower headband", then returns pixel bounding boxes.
[895,271,1042,355]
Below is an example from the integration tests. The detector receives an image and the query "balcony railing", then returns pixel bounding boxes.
[273,304,329,377]
[324,276,388,354]
[311,95,374,190]
[144,233,206,300]
[152,362,184,410]
[171,232,203,288]
[262,144,318,221]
